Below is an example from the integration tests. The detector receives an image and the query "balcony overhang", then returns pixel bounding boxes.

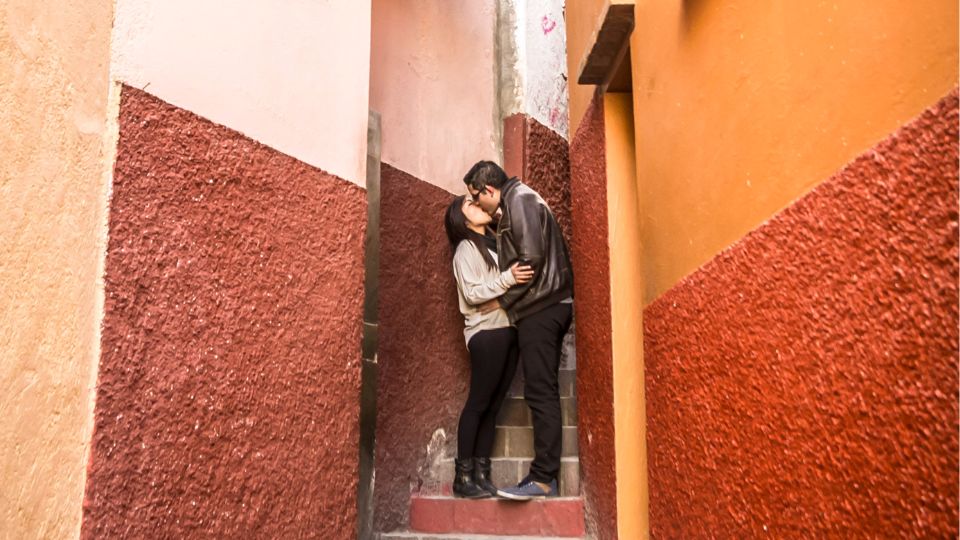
[576,1,635,92]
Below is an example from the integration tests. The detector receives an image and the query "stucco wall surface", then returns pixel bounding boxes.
[370,0,498,195]
[0,1,113,537]
[504,113,572,243]
[568,96,617,540]
[82,87,367,539]
[374,163,470,532]
[603,93,648,540]
[629,0,959,303]
[643,90,959,538]
[521,115,572,241]
[111,0,371,186]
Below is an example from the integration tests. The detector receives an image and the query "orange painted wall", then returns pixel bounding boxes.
[627,0,959,302]
[604,92,649,540]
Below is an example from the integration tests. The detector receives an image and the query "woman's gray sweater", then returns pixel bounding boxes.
[452,240,517,347]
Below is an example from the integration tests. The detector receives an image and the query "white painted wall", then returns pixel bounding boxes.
[111,0,371,186]
[501,0,569,139]
[519,0,569,139]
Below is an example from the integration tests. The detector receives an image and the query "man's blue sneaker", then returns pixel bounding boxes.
[496,475,558,500]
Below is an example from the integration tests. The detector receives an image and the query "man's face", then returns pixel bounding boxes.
[468,185,500,215]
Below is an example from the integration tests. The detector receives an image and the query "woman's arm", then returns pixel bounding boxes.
[453,246,518,305]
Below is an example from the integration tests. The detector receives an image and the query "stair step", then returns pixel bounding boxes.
[508,369,576,398]
[492,426,578,458]
[496,396,578,427]
[380,533,583,540]
[436,457,580,497]
[409,495,584,537]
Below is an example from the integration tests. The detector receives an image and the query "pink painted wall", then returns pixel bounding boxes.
[111,0,371,186]
[370,0,499,194]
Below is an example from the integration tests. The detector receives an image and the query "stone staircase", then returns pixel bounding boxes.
[470,368,579,496]
[381,364,584,540]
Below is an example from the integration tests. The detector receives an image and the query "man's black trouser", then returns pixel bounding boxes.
[516,301,573,483]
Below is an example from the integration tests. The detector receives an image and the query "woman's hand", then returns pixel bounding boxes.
[511,262,534,284]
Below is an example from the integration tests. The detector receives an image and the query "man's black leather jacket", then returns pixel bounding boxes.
[495,178,574,322]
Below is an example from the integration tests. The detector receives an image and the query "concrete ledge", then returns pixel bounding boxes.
[576,3,634,86]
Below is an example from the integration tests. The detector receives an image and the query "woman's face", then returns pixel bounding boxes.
[462,197,492,228]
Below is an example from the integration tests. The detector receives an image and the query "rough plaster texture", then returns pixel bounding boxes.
[111,0,371,185]
[643,90,959,538]
[374,163,471,532]
[503,113,573,243]
[371,0,499,195]
[82,87,367,539]
[568,97,617,540]
[0,1,113,537]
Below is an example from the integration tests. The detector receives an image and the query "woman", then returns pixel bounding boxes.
[444,195,534,498]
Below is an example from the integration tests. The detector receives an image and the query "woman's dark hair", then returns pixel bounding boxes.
[463,160,509,192]
[444,195,497,271]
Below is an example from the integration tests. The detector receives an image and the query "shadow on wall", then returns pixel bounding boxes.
[681,0,710,36]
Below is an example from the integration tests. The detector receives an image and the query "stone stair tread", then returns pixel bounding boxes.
[409,495,584,538]
[381,532,583,540]
[415,495,582,501]
[432,456,580,497]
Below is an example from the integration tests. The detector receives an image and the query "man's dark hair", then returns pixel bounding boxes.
[463,160,509,191]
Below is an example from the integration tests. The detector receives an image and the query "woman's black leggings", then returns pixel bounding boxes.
[457,326,519,459]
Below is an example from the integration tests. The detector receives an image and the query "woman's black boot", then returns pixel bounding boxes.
[473,457,498,497]
[453,458,489,499]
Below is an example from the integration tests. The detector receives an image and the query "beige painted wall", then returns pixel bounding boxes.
[0,0,114,537]
[112,0,372,186]
[370,0,499,195]
[628,0,959,303]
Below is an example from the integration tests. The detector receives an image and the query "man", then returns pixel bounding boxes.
[463,160,574,499]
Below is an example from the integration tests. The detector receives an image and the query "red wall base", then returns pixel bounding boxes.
[644,89,959,537]
[82,86,367,539]
[569,96,618,540]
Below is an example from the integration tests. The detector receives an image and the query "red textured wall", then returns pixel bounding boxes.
[374,163,470,531]
[643,89,959,538]
[569,96,618,540]
[503,113,573,242]
[82,86,367,539]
